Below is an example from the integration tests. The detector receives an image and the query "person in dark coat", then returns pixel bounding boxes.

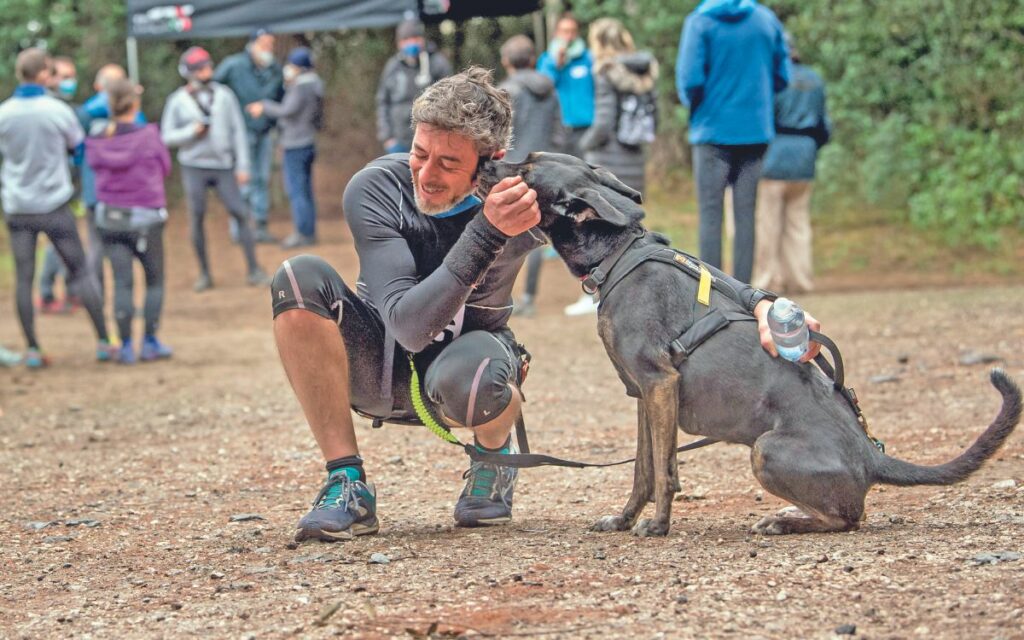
[375,19,452,154]
[499,35,565,318]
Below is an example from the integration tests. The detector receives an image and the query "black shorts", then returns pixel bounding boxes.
[271,254,522,427]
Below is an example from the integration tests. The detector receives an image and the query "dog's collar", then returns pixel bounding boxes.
[580,228,646,296]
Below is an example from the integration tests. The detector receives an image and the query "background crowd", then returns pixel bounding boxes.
[0,1,850,370]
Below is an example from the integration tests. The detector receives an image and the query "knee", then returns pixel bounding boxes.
[426,346,516,427]
[271,254,345,322]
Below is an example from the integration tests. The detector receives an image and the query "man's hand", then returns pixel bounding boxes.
[246,102,264,118]
[236,171,250,186]
[194,121,209,137]
[482,176,540,236]
[754,299,822,362]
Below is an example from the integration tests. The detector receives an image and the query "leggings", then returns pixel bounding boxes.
[5,205,109,349]
[100,225,165,342]
[181,166,258,276]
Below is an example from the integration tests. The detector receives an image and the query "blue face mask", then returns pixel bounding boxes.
[402,43,422,59]
[58,78,78,99]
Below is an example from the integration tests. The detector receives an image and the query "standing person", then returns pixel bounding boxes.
[87,78,174,364]
[753,35,831,294]
[0,48,117,368]
[676,0,790,284]
[537,13,594,157]
[247,47,324,249]
[272,68,544,541]
[37,55,81,313]
[375,19,453,154]
[161,46,270,292]
[499,35,564,318]
[214,27,284,244]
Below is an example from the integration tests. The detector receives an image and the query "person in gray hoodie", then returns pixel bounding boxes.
[248,47,324,249]
[499,34,564,318]
[161,47,269,292]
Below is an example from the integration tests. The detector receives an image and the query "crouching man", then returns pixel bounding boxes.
[272,67,546,541]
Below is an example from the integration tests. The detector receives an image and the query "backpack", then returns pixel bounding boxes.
[616,90,657,148]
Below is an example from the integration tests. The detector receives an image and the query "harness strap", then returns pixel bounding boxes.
[580,228,645,295]
[669,309,756,367]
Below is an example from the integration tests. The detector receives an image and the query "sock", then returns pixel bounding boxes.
[326,455,365,483]
[474,436,511,455]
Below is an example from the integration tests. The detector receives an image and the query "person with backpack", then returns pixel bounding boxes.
[86,78,174,363]
[161,46,271,293]
[566,18,659,317]
[247,47,324,249]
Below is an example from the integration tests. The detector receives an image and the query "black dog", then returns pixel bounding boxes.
[479,152,1022,536]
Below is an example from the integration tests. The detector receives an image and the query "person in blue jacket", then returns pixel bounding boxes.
[676,0,790,284]
[537,13,594,157]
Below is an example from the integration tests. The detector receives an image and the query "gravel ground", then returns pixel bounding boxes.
[1,214,1022,639]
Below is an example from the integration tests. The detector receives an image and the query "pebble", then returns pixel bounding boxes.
[835,623,857,635]
[869,374,901,384]
[387,455,403,465]
[675,595,688,604]
[958,352,1002,366]
[25,521,55,531]
[42,535,74,543]
[369,552,390,565]
[229,514,266,523]
[991,479,1017,490]
[65,519,100,527]
[971,551,1021,565]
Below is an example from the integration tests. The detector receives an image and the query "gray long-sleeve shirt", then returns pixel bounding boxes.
[160,82,250,174]
[261,71,323,149]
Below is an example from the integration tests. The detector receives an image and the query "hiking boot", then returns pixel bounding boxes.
[454,453,518,527]
[140,335,173,362]
[96,340,119,363]
[280,232,316,249]
[295,473,379,542]
[118,340,136,365]
[24,348,50,369]
[193,273,213,293]
[247,268,271,287]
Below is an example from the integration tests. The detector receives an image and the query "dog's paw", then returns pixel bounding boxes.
[631,518,669,537]
[751,515,787,535]
[591,515,630,532]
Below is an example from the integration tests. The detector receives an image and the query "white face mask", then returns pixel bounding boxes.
[254,49,274,67]
[283,65,299,82]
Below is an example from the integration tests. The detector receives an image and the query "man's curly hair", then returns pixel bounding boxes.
[411,66,513,156]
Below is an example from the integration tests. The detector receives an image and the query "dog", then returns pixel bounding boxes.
[478,152,1022,537]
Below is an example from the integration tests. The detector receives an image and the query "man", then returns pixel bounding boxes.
[161,46,270,292]
[0,48,115,367]
[375,19,452,154]
[537,13,594,157]
[499,35,564,318]
[676,0,790,284]
[47,56,78,102]
[273,67,545,541]
[754,35,831,294]
[247,46,324,249]
[214,27,284,243]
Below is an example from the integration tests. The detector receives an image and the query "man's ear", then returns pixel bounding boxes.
[566,187,630,226]
[491,149,506,161]
[589,164,643,204]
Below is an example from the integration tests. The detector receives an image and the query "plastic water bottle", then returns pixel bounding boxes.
[767,297,809,362]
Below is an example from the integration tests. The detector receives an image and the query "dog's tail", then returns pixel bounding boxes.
[871,369,1021,487]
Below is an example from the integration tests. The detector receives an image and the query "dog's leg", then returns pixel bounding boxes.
[592,399,653,532]
[632,380,679,537]
[749,430,865,535]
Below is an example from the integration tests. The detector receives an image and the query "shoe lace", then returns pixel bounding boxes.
[462,461,513,506]
[311,474,365,512]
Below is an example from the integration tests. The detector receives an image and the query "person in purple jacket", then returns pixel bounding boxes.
[85,78,173,364]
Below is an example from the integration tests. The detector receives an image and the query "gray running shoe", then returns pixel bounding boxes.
[193,273,213,292]
[252,225,278,244]
[247,268,272,287]
[280,233,317,249]
[454,453,518,527]
[295,474,379,542]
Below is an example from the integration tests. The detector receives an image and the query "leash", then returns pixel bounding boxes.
[407,353,717,469]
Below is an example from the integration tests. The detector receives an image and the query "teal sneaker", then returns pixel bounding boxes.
[24,348,49,369]
[295,473,379,542]
[96,340,118,362]
[0,346,22,368]
[454,451,518,527]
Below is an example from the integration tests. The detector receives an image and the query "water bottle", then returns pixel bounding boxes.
[767,297,809,362]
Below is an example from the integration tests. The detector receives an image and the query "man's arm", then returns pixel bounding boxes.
[261,84,303,119]
[160,93,198,148]
[537,52,561,83]
[676,17,706,110]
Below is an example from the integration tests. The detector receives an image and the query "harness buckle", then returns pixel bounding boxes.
[581,268,606,295]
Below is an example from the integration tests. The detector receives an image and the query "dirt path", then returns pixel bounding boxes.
[1,211,1022,639]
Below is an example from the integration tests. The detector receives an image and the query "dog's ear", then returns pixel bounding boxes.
[589,164,643,204]
[566,187,631,226]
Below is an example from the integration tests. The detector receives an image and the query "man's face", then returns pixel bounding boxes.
[253,34,275,56]
[554,19,579,43]
[54,61,76,83]
[193,64,214,82]
[409,124,480,215]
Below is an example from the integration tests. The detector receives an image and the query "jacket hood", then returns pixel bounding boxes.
[295,72,324,97]
[86,125,158,170]
[697,0,757,21]
[508,69,555,98]
[603,52,659,94]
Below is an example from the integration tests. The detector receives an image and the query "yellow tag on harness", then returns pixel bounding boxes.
[697,264,712,306]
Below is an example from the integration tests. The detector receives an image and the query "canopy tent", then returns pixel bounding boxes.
[124,0,543,80]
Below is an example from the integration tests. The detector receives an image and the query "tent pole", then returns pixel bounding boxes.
[126,37,140,84]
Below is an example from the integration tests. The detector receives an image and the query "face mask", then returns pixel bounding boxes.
[402,43,422,59]
[58,78,77,100]
[283,65,299,82]
[255,49,274,67]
